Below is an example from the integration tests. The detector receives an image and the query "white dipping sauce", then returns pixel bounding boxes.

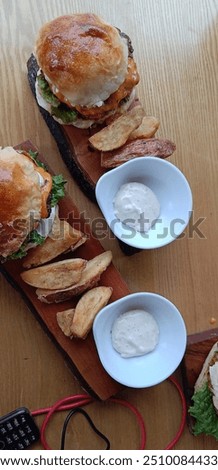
[111,309,159,358]
[113,182,160,232]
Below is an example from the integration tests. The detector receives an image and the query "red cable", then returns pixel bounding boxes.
[164,375,187,450]
[31,375,186,450]
[109,397,146,450]
[33,396,93,450]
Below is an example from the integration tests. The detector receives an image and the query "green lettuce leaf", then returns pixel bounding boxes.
[51,104,78,124]
[189,383,218,439]
[37,73,78,123]
[28,149,47,170]
[27,230,46,246]
[7,230,45,261]
[51,174,66,207]
[7,244,28,261]
[37,74,60,107]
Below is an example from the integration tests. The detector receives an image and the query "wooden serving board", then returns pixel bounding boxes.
[181,328,218,432]
[27,54,139,255]
[0,140,130,400]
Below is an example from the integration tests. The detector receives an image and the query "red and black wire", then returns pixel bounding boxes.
[31,374,187,450]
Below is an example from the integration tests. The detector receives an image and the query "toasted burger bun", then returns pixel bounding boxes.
[35,13,129,107]
[34,14,139,128]
[0,147,52,258]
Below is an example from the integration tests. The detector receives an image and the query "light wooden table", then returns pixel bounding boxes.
[0,0,217,450]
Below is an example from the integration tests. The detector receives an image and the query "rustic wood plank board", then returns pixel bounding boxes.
[0,140,130,400]
[181,328,218,432]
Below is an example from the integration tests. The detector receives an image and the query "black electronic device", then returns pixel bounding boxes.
[0,407,40,450]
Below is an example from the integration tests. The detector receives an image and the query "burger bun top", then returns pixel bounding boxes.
[35,13,129,107]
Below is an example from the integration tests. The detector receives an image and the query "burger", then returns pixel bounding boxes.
[34,13,140,129]
[0,147,65,261]
[189,341,218,439]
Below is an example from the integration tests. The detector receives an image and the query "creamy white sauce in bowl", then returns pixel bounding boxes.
[93,292,187,388]
[111,309,159,358]
[95,156,193,249]
[113,182,160,232]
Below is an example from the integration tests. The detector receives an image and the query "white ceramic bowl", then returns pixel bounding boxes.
[95,157,192,249]
[93,292,187,388]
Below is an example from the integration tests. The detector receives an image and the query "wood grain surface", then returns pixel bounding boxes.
[0,0,218,450]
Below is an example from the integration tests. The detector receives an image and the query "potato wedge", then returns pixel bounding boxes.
[101,138,176,168]
[128,115,160,140]
[56,309,75,337]
[21,258,87,290]
[105,110,124,126]
[70,286,113,339]
[36,251,113,303]
[23,219,84,268]
[88,106,144,151]
[70,235,87,252]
